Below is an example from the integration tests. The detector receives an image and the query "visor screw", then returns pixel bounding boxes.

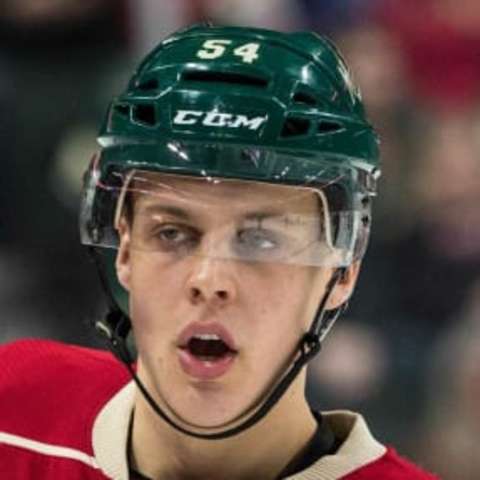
[92,227,101,243]
[371,167,381,180]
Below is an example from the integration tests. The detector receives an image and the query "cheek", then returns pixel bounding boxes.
[128,255,186,337]
[250,267,323,340]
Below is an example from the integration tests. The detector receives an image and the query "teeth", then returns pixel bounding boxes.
[192,334,221,341]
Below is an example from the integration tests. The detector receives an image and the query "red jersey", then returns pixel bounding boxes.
[0,340,438,479]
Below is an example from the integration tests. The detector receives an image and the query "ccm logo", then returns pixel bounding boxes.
[173,109,267,131]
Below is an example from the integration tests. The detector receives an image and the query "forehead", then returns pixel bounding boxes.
[129,171,320,216]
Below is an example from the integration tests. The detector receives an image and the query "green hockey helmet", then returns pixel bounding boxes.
[80,24,380,315]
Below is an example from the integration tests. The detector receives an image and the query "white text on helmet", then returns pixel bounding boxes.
[173,109,267,131]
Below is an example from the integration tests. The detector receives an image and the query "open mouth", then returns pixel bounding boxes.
[177,327,238,380]
[183,334,237,361]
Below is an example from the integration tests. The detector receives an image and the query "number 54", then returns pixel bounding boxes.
[197,39,260,64]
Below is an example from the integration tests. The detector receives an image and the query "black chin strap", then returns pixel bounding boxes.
[90,246,344,440]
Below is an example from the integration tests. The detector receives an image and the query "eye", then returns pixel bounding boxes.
[236,228,278,251]
[150,223,200,252]
[158,225,186,242]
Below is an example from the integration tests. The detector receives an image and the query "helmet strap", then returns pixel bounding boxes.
[308,267,349,341]
[91,248,345,440]
[87,246,134,363]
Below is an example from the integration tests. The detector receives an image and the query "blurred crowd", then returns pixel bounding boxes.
[0,1,479,478]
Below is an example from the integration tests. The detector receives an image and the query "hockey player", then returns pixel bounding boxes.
[0,25,438,479]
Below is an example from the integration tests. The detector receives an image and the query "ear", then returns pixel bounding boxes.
[115,217,132,291]
[325,261,361,310]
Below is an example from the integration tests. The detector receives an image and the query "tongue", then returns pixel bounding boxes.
[188,338,231,359]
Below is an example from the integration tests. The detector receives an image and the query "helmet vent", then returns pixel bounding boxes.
[317,120,343,134]
[281,117,311,137]
[182,70,269,88]
[132,104,157,126]
[136,78,159,92]
[114,103,130,117]
[292,91,317,107]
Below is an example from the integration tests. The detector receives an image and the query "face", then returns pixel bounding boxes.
[116,173,358,428]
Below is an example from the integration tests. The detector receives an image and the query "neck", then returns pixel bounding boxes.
[130,379,317,480]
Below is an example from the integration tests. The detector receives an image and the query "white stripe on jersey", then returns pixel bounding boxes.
[0,431,100,469]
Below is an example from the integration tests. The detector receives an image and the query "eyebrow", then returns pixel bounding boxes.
[139,204,286,222]
[243,210,286,221]
[139,204,193,221]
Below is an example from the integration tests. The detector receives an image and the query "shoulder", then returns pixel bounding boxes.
[0,338,127,392]
[302,411,438,480]
[0,339,130,450]
[344,447,439,479]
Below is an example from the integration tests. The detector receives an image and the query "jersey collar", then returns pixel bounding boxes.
[91,382,386,480]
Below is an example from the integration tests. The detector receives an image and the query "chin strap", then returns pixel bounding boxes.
[90,246,345,440]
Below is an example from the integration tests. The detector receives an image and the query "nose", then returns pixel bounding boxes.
[185,255,238,307]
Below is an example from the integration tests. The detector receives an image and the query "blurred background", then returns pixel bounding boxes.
[0,1,479,478]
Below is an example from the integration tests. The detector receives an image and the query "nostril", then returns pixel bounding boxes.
[187,286,232,304]
[190,287,202,300]
[216,290,228,301]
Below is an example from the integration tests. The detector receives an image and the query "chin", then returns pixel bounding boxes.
[162,382,253,429]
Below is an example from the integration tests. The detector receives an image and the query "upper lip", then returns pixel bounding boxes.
[177,322,238,352]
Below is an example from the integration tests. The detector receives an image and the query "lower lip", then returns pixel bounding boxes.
[177,349,237,380]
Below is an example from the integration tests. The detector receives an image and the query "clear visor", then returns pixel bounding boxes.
[80,153,368,268]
